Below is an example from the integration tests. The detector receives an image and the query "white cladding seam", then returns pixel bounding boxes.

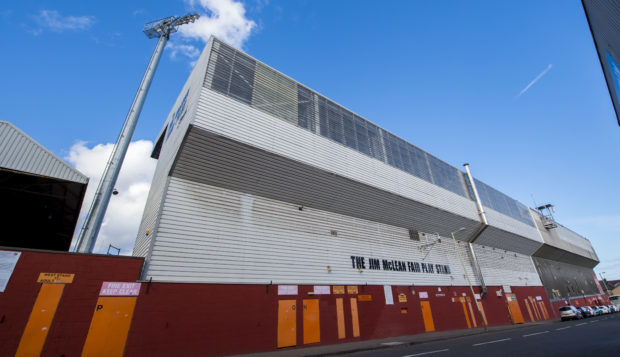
[144,177,537,286]
[132,39,214,258]
[0,121,88,184]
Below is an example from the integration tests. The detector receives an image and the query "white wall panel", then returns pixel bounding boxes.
[132,39,214,257]
[473,245,542,287]
[193,89,479,223]
[143,177,539,287]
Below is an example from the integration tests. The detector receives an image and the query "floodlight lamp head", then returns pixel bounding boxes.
[143,13,200,39]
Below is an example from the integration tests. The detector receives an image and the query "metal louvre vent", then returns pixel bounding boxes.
[409,229,420,241]
[202,38,535,218]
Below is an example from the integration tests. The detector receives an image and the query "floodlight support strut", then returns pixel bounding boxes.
[74,14,199,253]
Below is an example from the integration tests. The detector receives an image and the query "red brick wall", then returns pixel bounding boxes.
[0,249,143,357]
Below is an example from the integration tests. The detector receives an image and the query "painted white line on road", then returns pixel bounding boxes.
[382,342,404,346]
[402,349,449,357]
[556,326,571,331]
[590,320,599,323]
[576,323,587,326]
[473,338,512,346]
[523,331,549,337]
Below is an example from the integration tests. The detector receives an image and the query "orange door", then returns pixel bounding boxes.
[277,300,297,348]
[350,298,360,338]
[303,299,320,344]
[420,301,435,332]
[467,300,478,327]
[15,283,65,357]
[538,302,549,319]
[81,297,137,357]
[476,301,488,326]
[524,299,535,321]
[506,294,524,324]
[336,298,346,339]
[460,299,471,328]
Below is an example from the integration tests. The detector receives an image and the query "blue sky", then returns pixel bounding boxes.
[2,1,619,280]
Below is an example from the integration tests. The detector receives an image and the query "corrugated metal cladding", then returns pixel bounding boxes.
[144,176,538,286]
[190,87,543,253]
[530,210,598,267]
[133,40,214,258]
[203,38,534,226]
[0,121,88,184]
[582,0,620,125]
[533,256,601,299]
[136,37,598,285]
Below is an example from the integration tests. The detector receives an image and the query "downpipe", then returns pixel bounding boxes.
[464,163,489,299]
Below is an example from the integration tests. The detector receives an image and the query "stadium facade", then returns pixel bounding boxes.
[125,37,607,352]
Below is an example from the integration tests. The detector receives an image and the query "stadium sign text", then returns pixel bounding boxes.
[350,255,451,275]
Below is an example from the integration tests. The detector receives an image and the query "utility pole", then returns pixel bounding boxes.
[74,14,199,253]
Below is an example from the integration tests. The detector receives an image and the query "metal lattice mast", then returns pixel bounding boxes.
[74,14,199,253]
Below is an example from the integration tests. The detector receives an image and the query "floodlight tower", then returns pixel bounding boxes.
[75,14,199,253]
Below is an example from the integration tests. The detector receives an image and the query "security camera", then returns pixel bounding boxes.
[112,188,119,195]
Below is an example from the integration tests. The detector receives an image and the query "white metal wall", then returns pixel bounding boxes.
[132,39,214,257]
[473,245,542,287]
[530,209,598,262]
[143,176,540,287]
[194,88,479,224]
[0,121,88,184]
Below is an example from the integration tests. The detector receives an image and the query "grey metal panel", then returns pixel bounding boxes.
[530,209,599,266]
[582,0,620,125]
[532,256,601,300]
[474,225,543,256]
[144,176,537,286]
[194,88,480,224]
[171,125,483,241]
[203,38,539,219]
[0,121,88,184]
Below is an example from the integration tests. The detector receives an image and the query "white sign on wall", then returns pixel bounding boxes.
[384,285,394,305]
[100,282,141,296]
[313,286,330,295]
[278,285,298,295]
[0,251,21,292]
[419,291,429,299]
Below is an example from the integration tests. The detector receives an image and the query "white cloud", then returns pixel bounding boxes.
[67,140,156,255]
[167,42,201,60]
[33,10,95,33]
[516,64,553,99]
[167,0,256,60]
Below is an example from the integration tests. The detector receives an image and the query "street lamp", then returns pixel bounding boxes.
[452,227,488,331]
[73,13,200,253]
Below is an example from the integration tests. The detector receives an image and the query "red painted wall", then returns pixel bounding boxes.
[1,250,569,357]
[550,294,610,315]
[0,249,143,357]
